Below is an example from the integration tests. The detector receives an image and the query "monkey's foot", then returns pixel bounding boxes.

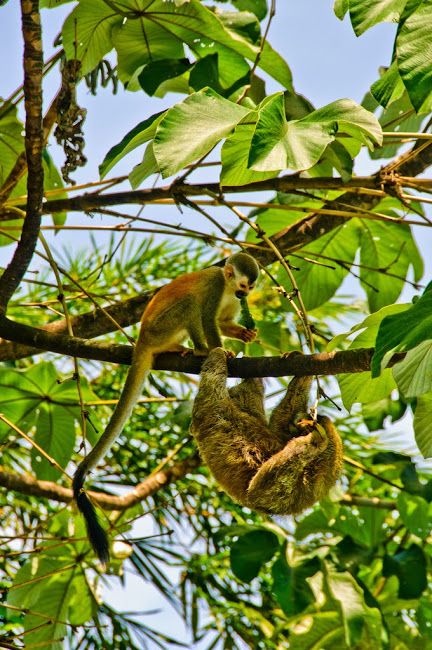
[280,350,303,359]
[191,348,209,357]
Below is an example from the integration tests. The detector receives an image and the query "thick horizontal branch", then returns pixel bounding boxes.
[0,313,405,376]
[15,175,381,218]
[0,294,150,361]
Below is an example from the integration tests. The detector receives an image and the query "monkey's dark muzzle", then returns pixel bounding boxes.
[235,290,248,299]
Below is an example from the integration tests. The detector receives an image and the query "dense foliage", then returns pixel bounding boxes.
[1,0,432,648]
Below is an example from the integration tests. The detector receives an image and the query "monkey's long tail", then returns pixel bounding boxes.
[73,348,153,565]
[73,467,110,566]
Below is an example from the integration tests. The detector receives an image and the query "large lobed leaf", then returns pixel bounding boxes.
[154,88,248,177]
[62,0,292,86]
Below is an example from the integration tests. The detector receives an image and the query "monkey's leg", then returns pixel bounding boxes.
[246,423,328,514]
[187,304,214,354]
[269,375,313,440]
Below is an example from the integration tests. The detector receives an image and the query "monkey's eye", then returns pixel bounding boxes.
[239,282,248,290]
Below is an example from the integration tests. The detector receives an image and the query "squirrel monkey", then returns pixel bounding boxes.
[191,348,343,515]
[73,253,259,565]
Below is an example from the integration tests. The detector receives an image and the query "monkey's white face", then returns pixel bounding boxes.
[224,263,256,299]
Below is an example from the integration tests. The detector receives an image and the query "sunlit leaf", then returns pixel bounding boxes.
[372,282,432,376]
[153,88,248,177]
[359,220,423,312]
[397,2,432,112]
[398,492,431,539]
[349,0,407,36]
[99,111,165,178]
[62,0,121,75]
[413,392,432,458]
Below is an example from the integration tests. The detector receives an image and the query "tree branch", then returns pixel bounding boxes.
[0,312,406,377]
[0,294,150,361]
[0,464,396,511]
[0,0,44,313]
[0,458,200,510]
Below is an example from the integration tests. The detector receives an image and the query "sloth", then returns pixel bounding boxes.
[191,348,343,514]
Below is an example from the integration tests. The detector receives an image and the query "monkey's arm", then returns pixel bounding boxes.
[246,417,342,515]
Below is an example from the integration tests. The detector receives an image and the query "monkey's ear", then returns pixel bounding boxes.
[224,263,234,278]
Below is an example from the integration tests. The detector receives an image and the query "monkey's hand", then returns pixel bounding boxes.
[221,323,257,342]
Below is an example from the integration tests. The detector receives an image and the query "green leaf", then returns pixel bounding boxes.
[295,509,335,540]
[249,93,336,173]
[99,111,165,179]
[359,220,423,312]
[363,396,407,430]
[41,0,74,7]
[112,10,185,87]
[349,0,407,36]
[32,403,76,481]
[413,392,432,458]
[325,566,382,647]
[0,363,97,475]
[397,492,430,539]
[138,58,191,96]
[383,544,427,598]
[0,105,23,185]
[372,283,432,376]
[129,143,159,188]
[111,0,292,89]
[334,506,387,548]
[249,95,381,173]
[338,370,396,411]
[397,2,432,112]
[392,340,432,398]
[221,111,279,186]
[62,0,122,75]
[43,149,67,227]
[334,0,349,20]
[301,98,382,150]
[328,302,409,351]
[229,529,279,582]
[371,61,406,108]
[8,542,95,647]
[272,554,318,616]
[280,219,360,311]
[189,54,221,93]
[251,195,322,238]
[153,88,248,178]
[233,0,268,20]
[288,610,345,649]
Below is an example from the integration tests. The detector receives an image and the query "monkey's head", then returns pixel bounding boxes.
[224,252,260,299]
